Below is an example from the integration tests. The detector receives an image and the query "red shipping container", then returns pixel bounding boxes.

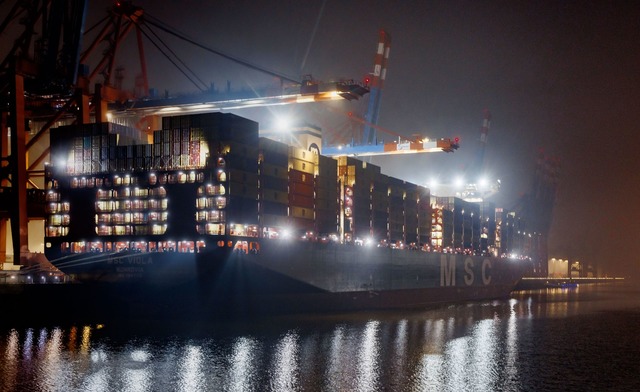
[289,169,313,185]
[289,181,314,196]
[289,193,314,209]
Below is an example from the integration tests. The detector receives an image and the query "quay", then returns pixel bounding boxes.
[515,277,625,290]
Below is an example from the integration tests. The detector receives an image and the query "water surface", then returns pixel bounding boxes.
[1,283,638,391]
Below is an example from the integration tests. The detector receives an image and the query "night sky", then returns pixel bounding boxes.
[82,1,640,277]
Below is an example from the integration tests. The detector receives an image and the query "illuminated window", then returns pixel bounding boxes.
[196,197,207,209]
[46,191,60,202]
[151,224,166,235]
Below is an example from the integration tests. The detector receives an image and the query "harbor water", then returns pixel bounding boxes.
[0,282,638,391]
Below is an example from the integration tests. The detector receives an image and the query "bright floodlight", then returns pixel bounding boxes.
[478,177,489,190]
[274,115,292,132]
[454,176,465,189]
[428,177,438,190]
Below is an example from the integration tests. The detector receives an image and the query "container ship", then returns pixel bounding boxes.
[43,112,529,315]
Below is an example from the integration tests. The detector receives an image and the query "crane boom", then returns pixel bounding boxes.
[322,138,458,157]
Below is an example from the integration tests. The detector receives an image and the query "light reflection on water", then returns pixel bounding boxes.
[271,332,299,392]
[228,336,258,392]
[0,283,639,391]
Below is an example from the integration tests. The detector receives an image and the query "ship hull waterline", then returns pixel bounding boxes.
[47,239,528,318]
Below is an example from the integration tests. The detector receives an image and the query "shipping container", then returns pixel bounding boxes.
[315,175,338,189]
[290,206,313,220]
[261,200,288,216]
[262,190,289,205]
[261,213,288,228]
[259,137,289,155]
[288,216,314,231]
[315,186,336,200]
[289,181,314,196]
[288,168,314,185]
[289,158,314,174]
[229,169,259,187]
[260,163,288,179]
[227,140,259,160]
[229,181,259,199]
[316,198,338,211]
[260,175,288,191]
[289,193,314,209]
[288,146,319,164]
[226,196,258,224]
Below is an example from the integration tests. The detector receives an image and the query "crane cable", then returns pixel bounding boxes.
[143,13,301,86]
[133,20,209,92]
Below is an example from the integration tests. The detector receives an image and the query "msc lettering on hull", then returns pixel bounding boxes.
[440,255,492,287]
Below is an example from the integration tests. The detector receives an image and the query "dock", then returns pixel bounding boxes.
[515,277,625,290]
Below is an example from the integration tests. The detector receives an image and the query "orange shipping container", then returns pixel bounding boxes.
[289,193,314,209]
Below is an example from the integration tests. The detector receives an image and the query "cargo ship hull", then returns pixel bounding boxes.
[48,237,526,316]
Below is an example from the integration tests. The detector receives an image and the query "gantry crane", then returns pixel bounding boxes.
[1,0,89,265]
[362,29,391,146]
[0,0,369,265]
[322,111,459,157]
[460,109,500,202]
[320,30,458,157]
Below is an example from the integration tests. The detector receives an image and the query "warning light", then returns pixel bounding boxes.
[364,76,371,86]
[454,137,460,144]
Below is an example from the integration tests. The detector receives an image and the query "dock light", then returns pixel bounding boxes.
[282,228,292,239]
[274,115,292,131]
[365,237,375,246]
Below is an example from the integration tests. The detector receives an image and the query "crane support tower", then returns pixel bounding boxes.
[363,30,391,146]
[475,108,492,178]
[461,109,499,202]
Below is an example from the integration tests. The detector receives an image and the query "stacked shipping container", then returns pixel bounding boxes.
[336,155,431,246]
[288,146,317,232]
[258,137,289,234]
[315,155,339,235]
[48,113,503,252]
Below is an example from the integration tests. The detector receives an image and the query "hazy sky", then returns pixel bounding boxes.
[79,1,640,277]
